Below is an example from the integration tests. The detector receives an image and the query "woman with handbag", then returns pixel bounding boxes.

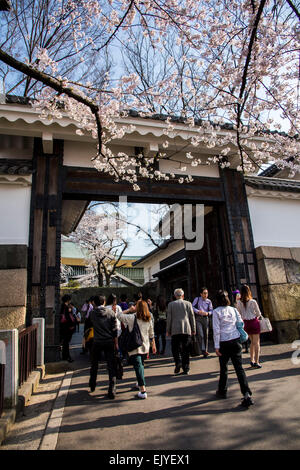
[236,284,263,369]
[213,290,253,408]
[117,300,156,399]
[60,294,76,363]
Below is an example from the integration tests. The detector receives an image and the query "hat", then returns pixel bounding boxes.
[232,289,240,294]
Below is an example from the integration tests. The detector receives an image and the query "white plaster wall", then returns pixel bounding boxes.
[63,140,135,168]
[248,196,300,248]
[140,239,185,283]
[0,183,31,245]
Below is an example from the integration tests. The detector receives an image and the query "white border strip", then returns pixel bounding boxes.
[39,371,73,451]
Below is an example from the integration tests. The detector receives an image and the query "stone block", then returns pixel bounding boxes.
[291,247,300,264]
[284,259,300,284]
[0,269,27,308]
[261,284,300,322]
[0,306,26,330]
[257,258,287,285]
[256,246,292,261]
[271,320,300,344]
[0,245,28,269]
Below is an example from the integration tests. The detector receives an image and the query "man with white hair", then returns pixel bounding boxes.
[167,288,196,375]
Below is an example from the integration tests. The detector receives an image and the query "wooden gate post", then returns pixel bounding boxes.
[27,138,63,362]
[220,168,262,304]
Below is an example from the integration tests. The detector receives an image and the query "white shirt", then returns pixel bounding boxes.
[212,306,242,349]
[117,312,154,357]
[106,304,122,337]
[236,299,262,321]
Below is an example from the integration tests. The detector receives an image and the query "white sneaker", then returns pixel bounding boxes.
[137,391,147,399]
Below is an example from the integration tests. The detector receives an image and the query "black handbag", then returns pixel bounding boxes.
[189,335,201,357]
[118,316,143,353]
[114,353,123,380]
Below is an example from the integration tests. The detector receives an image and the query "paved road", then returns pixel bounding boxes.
[1,325,300,450]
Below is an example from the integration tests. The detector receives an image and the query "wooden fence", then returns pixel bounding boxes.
[19,324,38,387]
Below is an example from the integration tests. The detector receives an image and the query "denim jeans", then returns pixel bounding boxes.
[218,338,251,396]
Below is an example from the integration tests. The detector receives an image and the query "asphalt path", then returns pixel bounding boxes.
[1,325,300,451]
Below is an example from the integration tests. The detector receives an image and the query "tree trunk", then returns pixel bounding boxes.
[97,262,103,287]
[105,272,111,287]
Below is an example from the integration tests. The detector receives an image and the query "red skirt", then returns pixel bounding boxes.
[244,318,260,335]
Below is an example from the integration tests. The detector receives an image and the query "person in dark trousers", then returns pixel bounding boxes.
[60,294,76,363]
[213,290,253,408]
[192,287,213,357]
[154,295,167,355]
[89,295,118,398]
[167,288,196,375]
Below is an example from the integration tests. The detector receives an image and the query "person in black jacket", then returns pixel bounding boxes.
[89,295,118,398]
[60,294,76,363]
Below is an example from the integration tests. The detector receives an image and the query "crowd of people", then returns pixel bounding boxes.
[59,284,264,407]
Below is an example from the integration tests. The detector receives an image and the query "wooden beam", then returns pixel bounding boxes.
[62,166,224,204]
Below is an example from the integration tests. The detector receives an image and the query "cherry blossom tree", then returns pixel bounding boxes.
[0,0,299,187]
[68,208,129,286]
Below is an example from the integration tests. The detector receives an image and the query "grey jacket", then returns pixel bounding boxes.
[167,299,196,336]
[90,306,118,343]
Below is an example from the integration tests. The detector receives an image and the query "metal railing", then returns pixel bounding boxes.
[18,324,38,387]
[0,363,4,417]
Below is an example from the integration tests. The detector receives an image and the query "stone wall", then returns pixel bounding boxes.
[0,245,28,330]
[257,246,300,343]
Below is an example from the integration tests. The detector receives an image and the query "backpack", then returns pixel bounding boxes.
[119,316,143,352]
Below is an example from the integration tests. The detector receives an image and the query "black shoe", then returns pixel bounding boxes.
[216,390,227,399]
[253,363,262,368]
[250,361,255,367]
[106,392,116,399]
[182,369,190,375]
[241,396,254,407]
[67,358,74,363]
[174,365,181,374]
[89,385,95,392]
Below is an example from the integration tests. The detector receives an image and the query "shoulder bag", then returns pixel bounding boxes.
[189,335,201,357]
[234,309,248,343]
[259,316,273,333]
[119,316,143,353]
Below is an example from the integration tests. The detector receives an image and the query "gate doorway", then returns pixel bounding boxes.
[27,138,260,361]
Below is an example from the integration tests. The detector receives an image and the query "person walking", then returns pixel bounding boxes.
[89,295,119,398]
[118,293,129,311]
[192,287,213,357]
[167,288,196,375]
[232,289,249,353]
[236,284,263,369]
[106,293,122,338]
[213,290,253,407]
[60,294,76,363]
[154,295,167,355]
[80,297,94,355]
[117,299,156,399]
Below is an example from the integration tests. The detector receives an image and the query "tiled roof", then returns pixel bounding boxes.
[245,175,300,192]
[0,159,33,175]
